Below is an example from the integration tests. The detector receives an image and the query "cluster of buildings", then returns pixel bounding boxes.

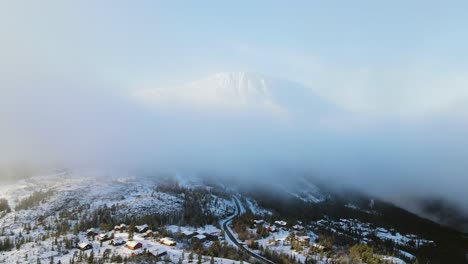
[77,223,177,255]
[253,219,323,249]
[254,219,307,234]
[76,223,223,260]
[180,229,220,244]
[255,219,289,233]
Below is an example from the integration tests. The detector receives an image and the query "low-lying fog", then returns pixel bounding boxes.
[1,1,468,231]
[1,69,468,229]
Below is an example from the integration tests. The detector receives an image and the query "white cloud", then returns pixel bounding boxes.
[232,45,468,119]
[312,65,468,118]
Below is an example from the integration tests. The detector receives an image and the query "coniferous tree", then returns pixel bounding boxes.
[88,250,94,264]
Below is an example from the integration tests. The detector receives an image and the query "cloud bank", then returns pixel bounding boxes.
[1,1,468,231]
[2,64,468,222]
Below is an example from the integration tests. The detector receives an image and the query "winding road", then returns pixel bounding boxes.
[221,197,276,264]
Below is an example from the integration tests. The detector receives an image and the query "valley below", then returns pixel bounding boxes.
[0,170,467,264]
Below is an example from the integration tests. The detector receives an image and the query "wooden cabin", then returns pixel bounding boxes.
[126,241,143,250]
[78,242,92,251]
[159,237,176,246]
[135,224,149,233]
[110,238,125,246]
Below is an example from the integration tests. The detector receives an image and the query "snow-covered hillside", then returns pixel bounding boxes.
[0,171,239,263]
[0,171,465,263]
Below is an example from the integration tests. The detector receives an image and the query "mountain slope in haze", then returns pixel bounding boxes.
[238,178,468,264]
[134,72,337,117]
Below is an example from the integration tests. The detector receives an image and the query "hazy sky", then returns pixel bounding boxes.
[1,1,468,215]
[2,1,468,117]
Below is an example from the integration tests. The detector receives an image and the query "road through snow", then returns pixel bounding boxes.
[220,197,276,264]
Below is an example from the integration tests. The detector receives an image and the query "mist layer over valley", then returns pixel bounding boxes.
[1,70,467,233]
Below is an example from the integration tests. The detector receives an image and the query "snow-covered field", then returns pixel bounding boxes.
[0,171,432,264]
[0,171,240,263]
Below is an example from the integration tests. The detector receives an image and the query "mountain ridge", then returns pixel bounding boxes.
[133,71,335,116]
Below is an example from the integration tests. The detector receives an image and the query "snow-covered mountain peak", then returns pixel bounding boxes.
[187,71,274,103]
[133,71,335,116]
[203,71,270,92]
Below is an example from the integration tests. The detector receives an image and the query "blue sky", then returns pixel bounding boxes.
[2,1,468,117]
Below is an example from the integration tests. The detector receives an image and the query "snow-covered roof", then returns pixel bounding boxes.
[126,241,141,247]
[86,228,98,233]
[182,230,196,236]
[78,242,91,248]
[149,249,167,257]
[115,223,127,229]
[274,220,287,226]
[312,243,325,249]
[159,237,176,246]
[194,234,207,240]
[135,224,149,231]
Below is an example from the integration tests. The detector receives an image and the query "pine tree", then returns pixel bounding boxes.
[88,250,94,264]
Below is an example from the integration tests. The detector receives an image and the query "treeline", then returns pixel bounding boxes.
[68,249,129,264]
[232,213,258,241]
[15,189,55,210]
[71,204,179,234]
[0,237,14,251]
[155,180,231,227]
[0,198,11,217]
[190,240,250,263]
[263,247,303,264]
[182,188,225,227]
[0,235,36,252]
[312,224,420,263]
[349,244,388,264]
